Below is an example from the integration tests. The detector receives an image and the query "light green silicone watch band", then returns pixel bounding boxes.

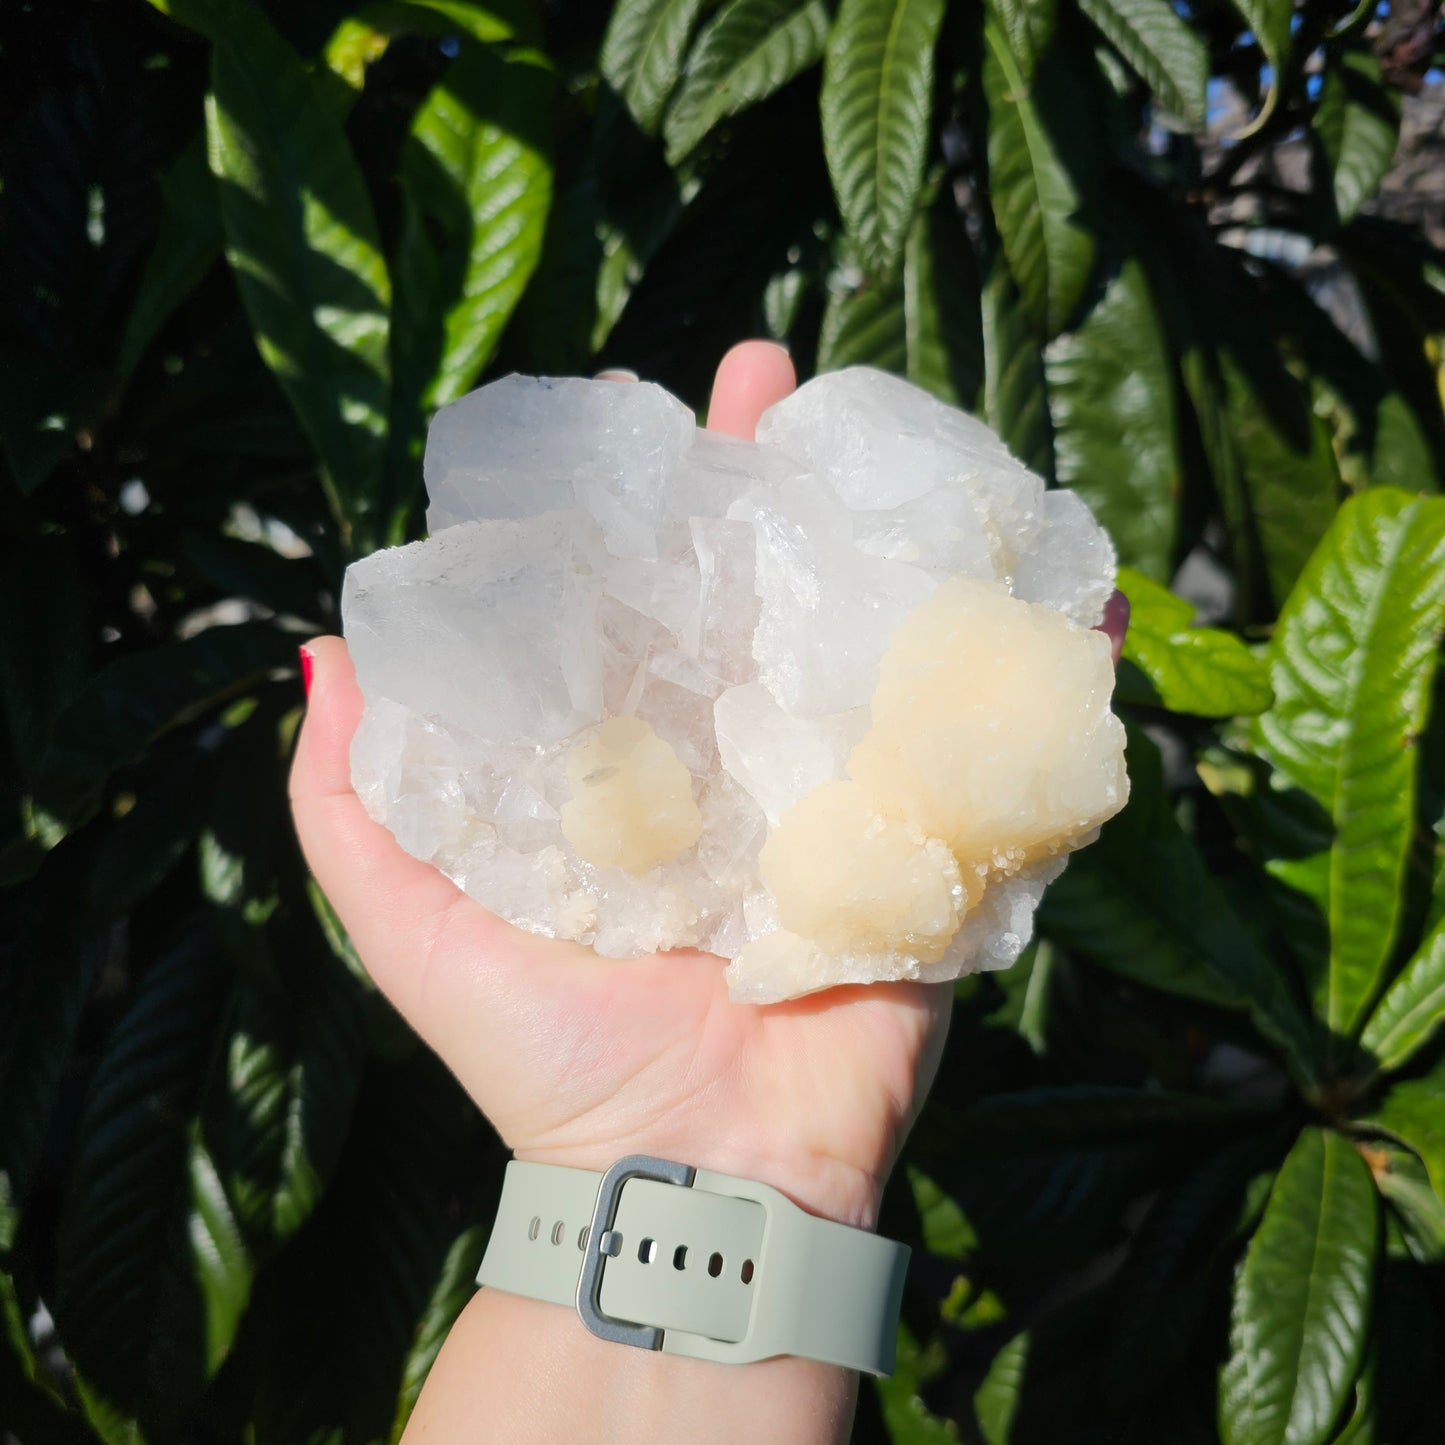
[475,1155,909,1376]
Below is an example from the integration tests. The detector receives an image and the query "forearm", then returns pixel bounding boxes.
[404,1289,858,1445]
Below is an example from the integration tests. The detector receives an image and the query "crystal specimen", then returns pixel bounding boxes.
[344,368,1129,1003]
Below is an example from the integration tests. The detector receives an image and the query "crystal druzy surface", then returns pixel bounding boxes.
[343,368,1129,1002]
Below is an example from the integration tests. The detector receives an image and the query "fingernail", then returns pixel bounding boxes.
[594,368,640,382]
[299,645,315,698]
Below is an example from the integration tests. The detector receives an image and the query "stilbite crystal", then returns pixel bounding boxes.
[344,367,1130,1002]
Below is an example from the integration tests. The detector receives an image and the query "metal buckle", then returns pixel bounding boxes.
[575,1154,696,1349]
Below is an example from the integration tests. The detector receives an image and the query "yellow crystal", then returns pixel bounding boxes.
[560,717,703,875]
[759,781,973,961]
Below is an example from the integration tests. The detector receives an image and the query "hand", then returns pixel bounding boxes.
[292,343,952,1232]
[290,343,1130,1442]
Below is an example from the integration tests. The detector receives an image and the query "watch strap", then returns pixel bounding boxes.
[475,1157,908,1376]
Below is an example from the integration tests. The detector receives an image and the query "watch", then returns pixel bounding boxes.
[475,1154,910,1376]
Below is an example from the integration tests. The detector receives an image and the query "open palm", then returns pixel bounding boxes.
[290,342,1125,1229]
[291,344,952,1227]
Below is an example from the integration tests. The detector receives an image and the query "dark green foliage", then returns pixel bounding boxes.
[2,1,1443,1442]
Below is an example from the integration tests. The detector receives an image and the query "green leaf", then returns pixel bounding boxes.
[950,1085,1245,1151]
[388,1223,491,1443]
[1041,726,1320,1081]
[821,0,946,277]
[1105,1136,1279,1403]
[817,268,906,373]
[1360,914,1445,1073]
[905,194,985,408]
[209,960,365,1248]
[54,933,251,1436]
[238,1054,491,1444]
[664,0,831,164]
[1075,0,1207,128]
[1045,258,1180,579]
[981,16,1097,336]
[159,0,393,552]
[1253,488,1445,1040]
[986,0,1056,77]
[818,195,982,406]
[1117,567,1274,717]
[115,135,222,383]
[1220,1128,1378,1445]
[27,623,298,848]
[1374,1146,1445,1265]
[1370,1060,1445,1202]
[981,244,1053,477]
[875,1323,959,1444]
[601,0,711,134]
[1313,44,1399,228]
[1228,0,1292,75]
[976,1332,1029,1445]
[359,0,536,44]
[401,45,553,408]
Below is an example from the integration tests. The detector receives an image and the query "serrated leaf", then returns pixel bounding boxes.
[1253,488,1445,1040]
[1041,726,1320,1081]
[601,0,711,134]
[1314,45,1399,228]
[981,17,1097,336]
[981,244,1053,476]
[664,0,830,164]
[818,268,907,372]
[816,195,983,406]
[149,0,394,552]
[53,934,250,1435]
[821,0,946,277]
[1370,1060,1445,1202]
[1117,567,1274,717]
[1046,258,1180,579]
[1076,0,1207,127]
[905,194,984,407]
[1360,914,1445,1073]
[400,46,553,408]
[1220,1128,1378,1445]
[986,0,1056,77]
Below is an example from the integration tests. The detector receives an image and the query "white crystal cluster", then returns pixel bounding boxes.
[343,368,1129,1002]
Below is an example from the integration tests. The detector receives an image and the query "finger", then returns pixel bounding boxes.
[1095,588,1130,668]
[593,368,639,382]
[289,636,584,1088]
[706,340,796,441]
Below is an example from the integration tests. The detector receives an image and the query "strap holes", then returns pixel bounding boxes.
[528,1216,540,1241]
[638,1237,658,1264]
[741,1259,755,1285]
[673,1245,688,1271]
[577,1226,588,1251]
[707,1252,723,1278]
[550,1220,565,1246]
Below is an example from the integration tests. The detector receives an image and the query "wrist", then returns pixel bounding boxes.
[510,1138,884,1233]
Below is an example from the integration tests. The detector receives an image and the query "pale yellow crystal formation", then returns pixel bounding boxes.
[732,579,1127,991]
[560,717,703,875]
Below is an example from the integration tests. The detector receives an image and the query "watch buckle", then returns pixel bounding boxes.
[575,1154,696,1349]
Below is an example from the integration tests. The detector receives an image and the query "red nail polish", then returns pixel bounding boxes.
[299,645,315,698]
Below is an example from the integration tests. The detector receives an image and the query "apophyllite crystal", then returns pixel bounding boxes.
[343,368,1129,1002]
